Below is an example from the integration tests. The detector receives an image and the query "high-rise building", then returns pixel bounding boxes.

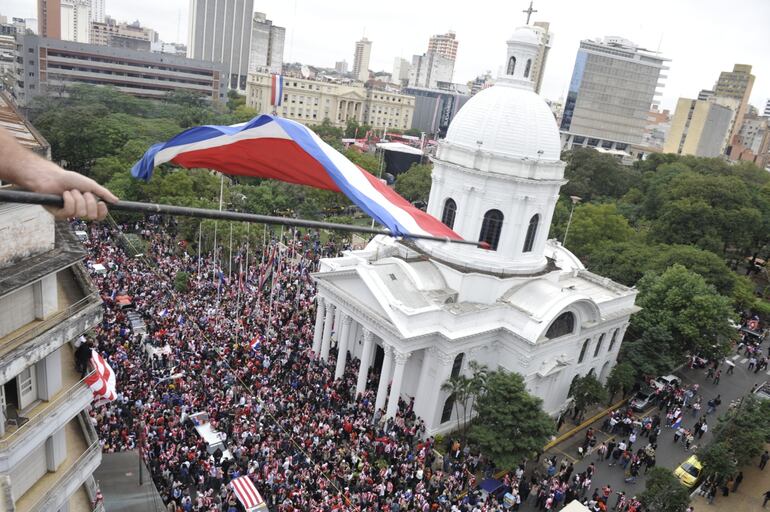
[713,64,755,144]
[530,21,551,94]
[392,57,410,86]
[697,89,715,101]
[37,0,61,39]
[352,37,372,82]
[14,35,226,106]
[560,36,669,152]
[187,0,254,91]
[0,91,104,511]
[60,0,91,43]
[764,99,770,118]
[90,16,158,51]
[334,60,348,74]
[248,12,285,74]
[427,31,458,60]
[663,98,733,157]
[408,52,454,90]
[89,0,104,23]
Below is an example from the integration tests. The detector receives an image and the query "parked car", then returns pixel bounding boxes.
[754,381,770,401]
[673,455,703,488]
[652,374,680,390]
[630,387,658,412]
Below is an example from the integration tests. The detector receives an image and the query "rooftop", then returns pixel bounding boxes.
[0,92,49,156]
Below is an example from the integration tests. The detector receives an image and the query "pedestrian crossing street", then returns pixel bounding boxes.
[729,354,770,374]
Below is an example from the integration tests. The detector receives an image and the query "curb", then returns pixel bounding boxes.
[543,398,628,451]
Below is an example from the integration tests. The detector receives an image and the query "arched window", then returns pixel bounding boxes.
[545,312,575,339]
[441,394,455,423]
[593,334,604,358]
[479,209,504,251]
[441,198,457,229]
[578,339,590,363]
[507,56,516,75]
[524,59,532,78]
[522,214,539,253]
[451,353,464,379]
[608,329,619,352]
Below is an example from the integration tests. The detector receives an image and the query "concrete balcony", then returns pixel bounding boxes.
[15,411,102,512]
[0,345,94,473]
[0,264,102,385]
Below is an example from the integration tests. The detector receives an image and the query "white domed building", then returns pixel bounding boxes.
[311,27,639,434]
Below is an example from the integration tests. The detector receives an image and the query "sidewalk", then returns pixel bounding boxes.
[690,445,770,511]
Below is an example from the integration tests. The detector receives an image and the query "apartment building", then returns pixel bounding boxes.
[0,92,103,512]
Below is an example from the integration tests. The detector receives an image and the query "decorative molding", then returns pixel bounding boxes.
[394,351,411,364]
[435,349,454,365]
[342,315,353,326]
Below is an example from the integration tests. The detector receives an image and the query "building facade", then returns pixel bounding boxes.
[530,21,551,94]
[90,17,158,51]
[59,0,90,43]
[714,64,755,144]
[248,12,285,75]
[427,32,458,60]
[403,85,469,138]
[352,38,371,83]
[187,0,253,91]
[663,98,733,157]
[560,37,668,153]
[89,0,104,23]
[334,60,348,74]
[246,72,414,130]
[408,52,454,90]
[764,99,770,118]
[0,94,103,511]
[37,0,61,40]
[311,27,638,435]
[13,35,226,106]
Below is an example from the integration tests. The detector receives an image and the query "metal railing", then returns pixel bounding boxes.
[0,371,94,450]
[0,292,100,357]
[26,439,101,512]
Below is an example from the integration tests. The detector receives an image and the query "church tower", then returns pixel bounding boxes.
[421,26,565,275]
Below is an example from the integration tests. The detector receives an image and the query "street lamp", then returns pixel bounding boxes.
[562,195,582,247]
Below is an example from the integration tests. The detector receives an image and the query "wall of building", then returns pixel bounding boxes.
[0,205,55,270]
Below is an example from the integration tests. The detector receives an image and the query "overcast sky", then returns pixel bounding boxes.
[5,0,769,111]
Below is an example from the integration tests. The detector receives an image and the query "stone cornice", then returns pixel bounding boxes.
[432,156,568,186]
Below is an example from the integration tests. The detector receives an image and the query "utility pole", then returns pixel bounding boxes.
[562,195,582,247]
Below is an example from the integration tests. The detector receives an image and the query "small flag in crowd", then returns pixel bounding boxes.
[84,350,117,405]
[671,415,682,429]
[230,475,268,512]
[270,74,284,107]
[249,336,262,352]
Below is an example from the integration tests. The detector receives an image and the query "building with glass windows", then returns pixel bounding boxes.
[309,28,638,435]
[560,37,668,154]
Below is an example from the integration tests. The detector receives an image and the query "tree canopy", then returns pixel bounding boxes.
[639,467,692,512]
[394,163,432,203]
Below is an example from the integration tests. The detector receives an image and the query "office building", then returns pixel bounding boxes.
[334,60,348,74]
[37,0,61,39]
[187,0,253,91]
[427,31,458,60]
[352,37,371,82]
[90,17,158,51]
[0,91,104,511]
[560,36,668,153]
[729,114,770,169]
[403,85,470,138]
[663,98,733,157]
[60,0,91,43]
[391,57,410,86]
[150,41,187,56]
[698,89,714,101]
[246,72,414,130]
[408,52,454,90]
[764,99,770,118]
[89,0,104,23]
[714,64,755,144]
[14,35,226,106]
[530,21,551,94]
[248,12,284,74]
[641,106,670,151]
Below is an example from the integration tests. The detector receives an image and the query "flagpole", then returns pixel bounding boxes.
[228,222,233,279]
[265,244,280,340]
[197,221,202,281]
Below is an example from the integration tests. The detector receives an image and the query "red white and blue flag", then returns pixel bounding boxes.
[270,74,284,106]
[84,350,117,405]
[130,115,461,241]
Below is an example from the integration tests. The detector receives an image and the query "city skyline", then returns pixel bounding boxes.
[5,0,770,110]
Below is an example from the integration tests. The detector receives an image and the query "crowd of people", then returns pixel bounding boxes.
[80,219,516,511]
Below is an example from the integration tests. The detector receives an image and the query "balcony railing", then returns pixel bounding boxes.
[0,371,94,450]
[0,292,99,358]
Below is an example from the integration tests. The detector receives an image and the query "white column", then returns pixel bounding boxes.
[333,308,342,345]
[386,350,410,419]
[417,348,454,430]
[412,348,432,419]
[320,303,335,361]
[374,344,393,413]
[356,328,374,395]
[335,315,353,380]
[311,297,326,354]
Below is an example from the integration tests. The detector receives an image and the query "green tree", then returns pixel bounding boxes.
[606,362,636,403]
[344,149,380,175]
[440,361,488,437]
[620,325,681,380]
[708,395,770,467]
[561,148,637,201]
[310,119,344,150]
[630,265,734,361]
[639,467,692,512]
[469,370,554,469]
[565,203,635,259]
[698,441,737,485]
[569,374,607,421]
[174,271,190,292]
[394,163,432,203]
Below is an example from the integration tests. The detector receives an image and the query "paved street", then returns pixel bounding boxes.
[518,350,770,509]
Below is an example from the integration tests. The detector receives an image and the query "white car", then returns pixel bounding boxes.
[754,381,770,401]
[652,374,680,390]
